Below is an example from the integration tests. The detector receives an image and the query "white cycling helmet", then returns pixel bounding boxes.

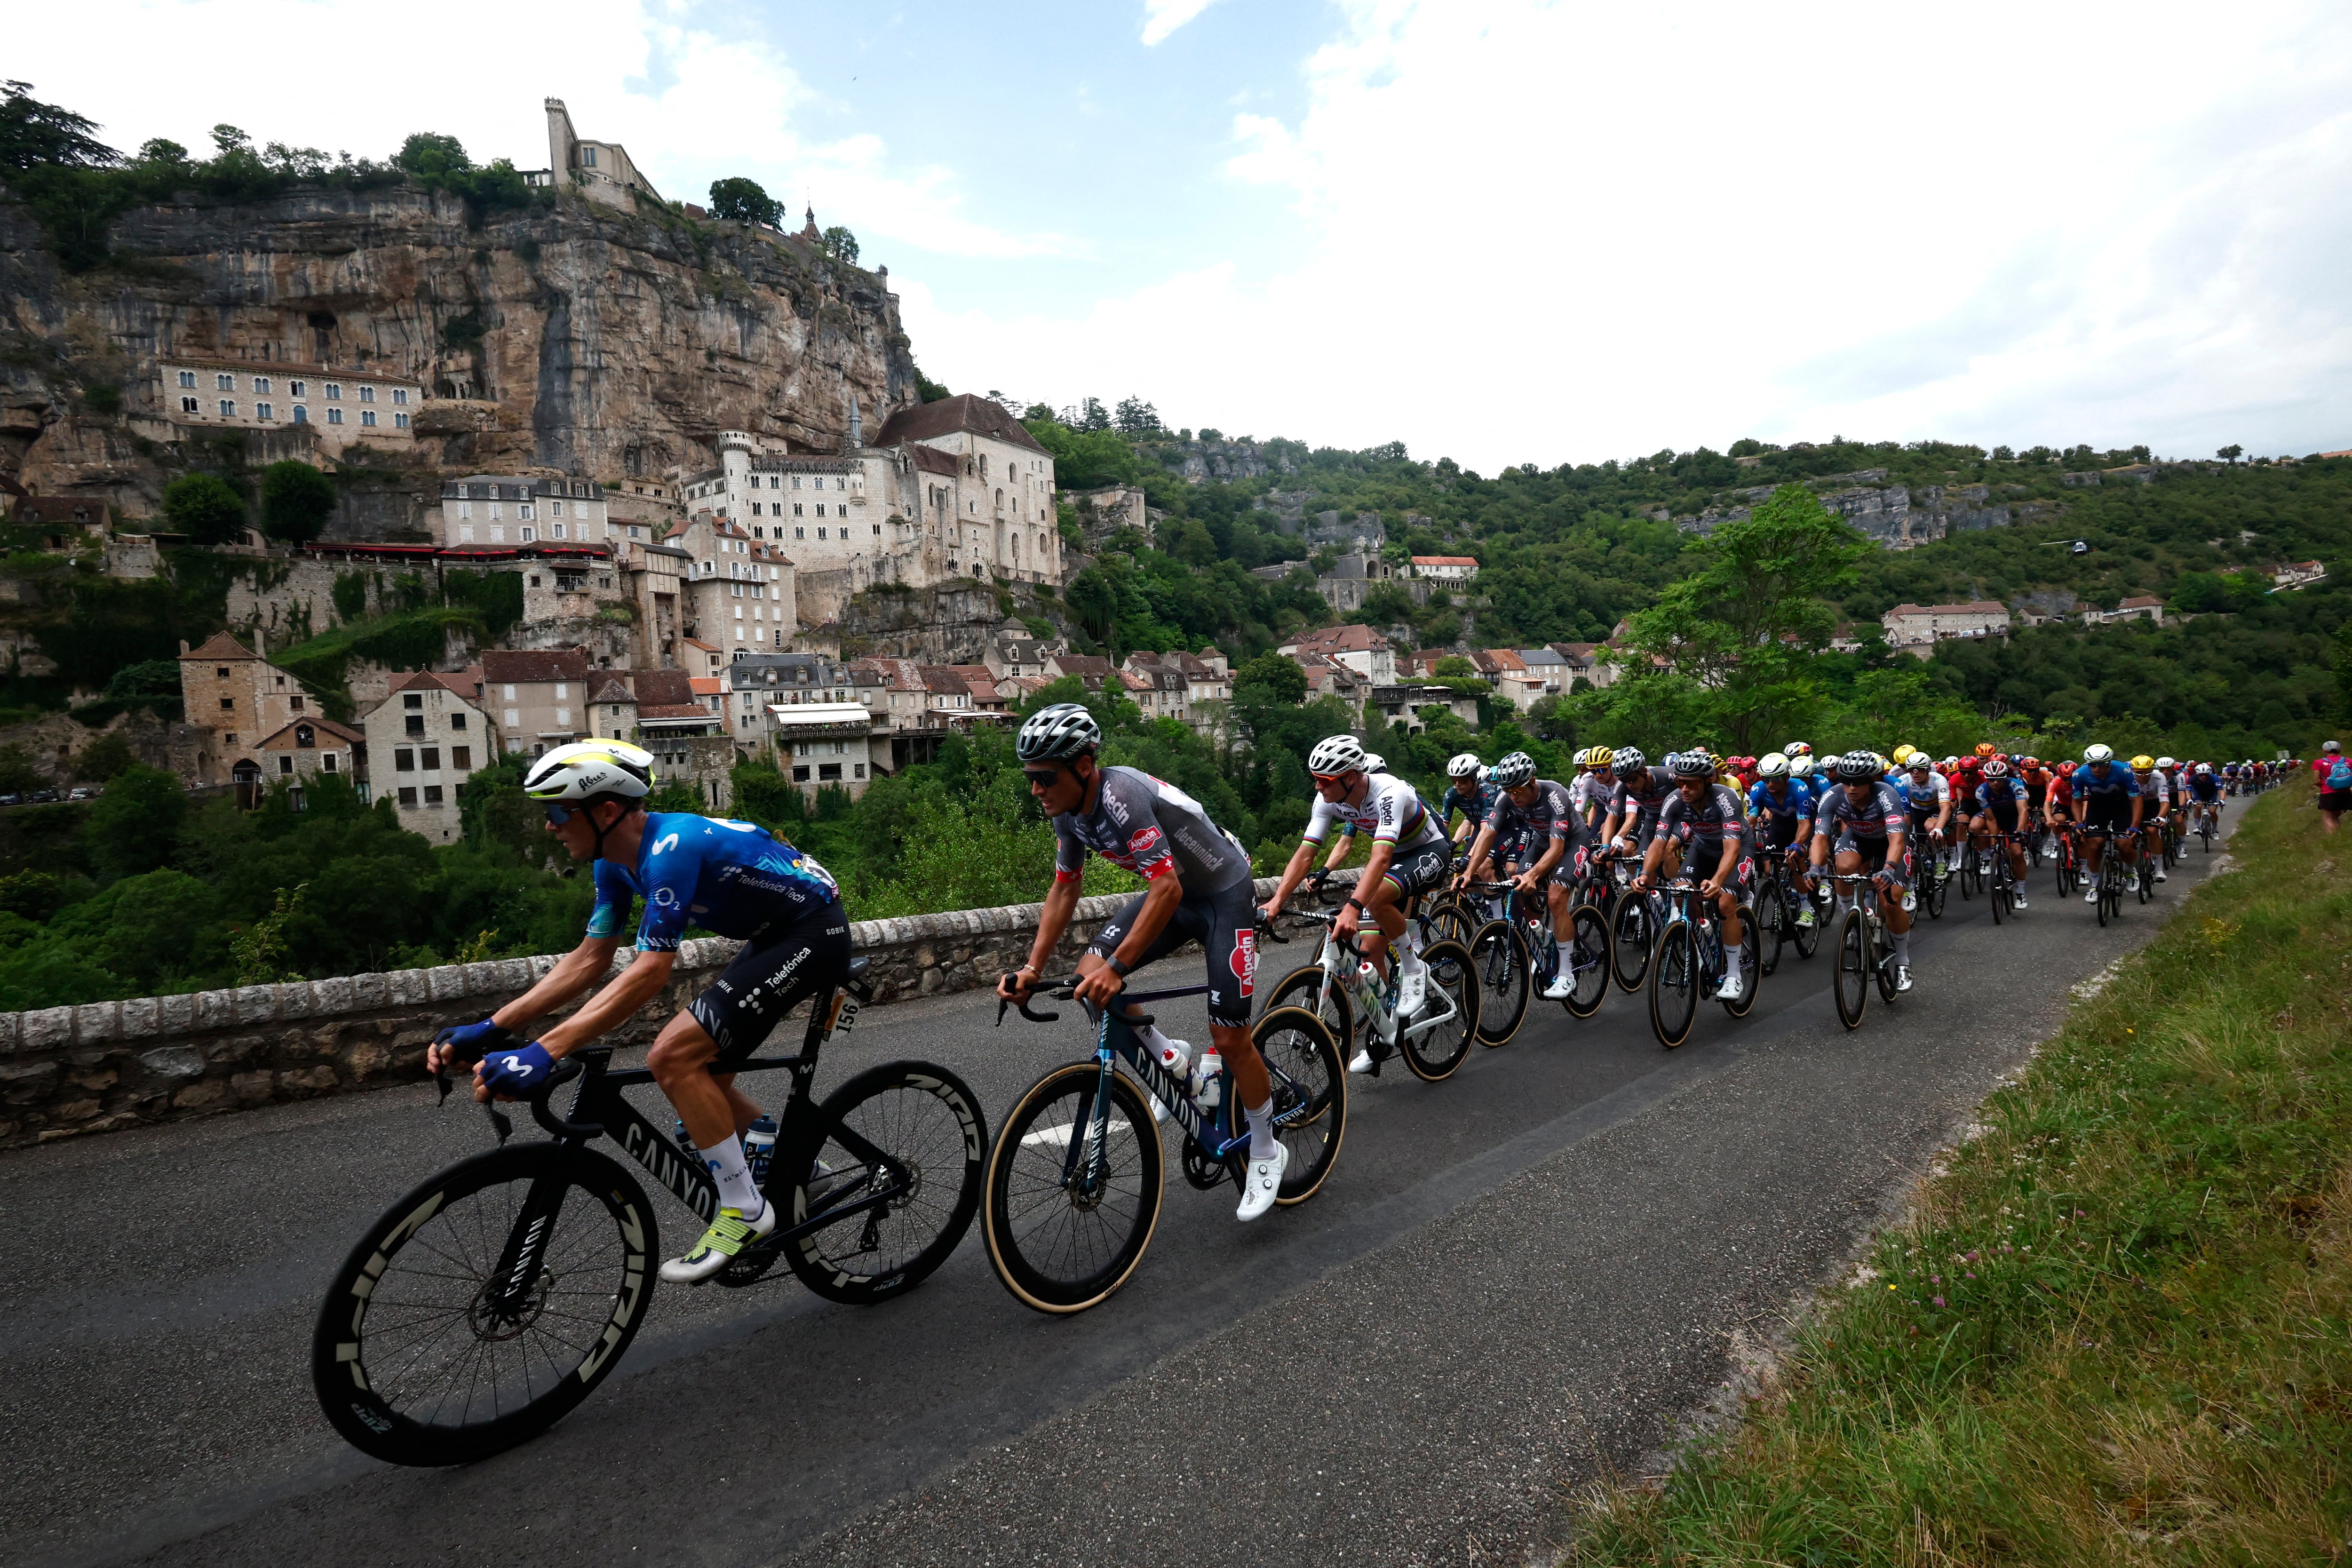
[1447,752,1483,779]
[2195,762,2213,774]
[1490,750,1537,789]
[1613,745,1646,773]
[1307,734,1366,777]
[2156,755,2176,770]
[524,740,655,803]
[1756,752,1790,780]
[2083,742,2115,764]
[1783,740,1812,760]
[1362,752,1387,774]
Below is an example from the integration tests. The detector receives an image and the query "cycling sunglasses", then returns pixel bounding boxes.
[543,803,577,825]
[1022,769,1065,790]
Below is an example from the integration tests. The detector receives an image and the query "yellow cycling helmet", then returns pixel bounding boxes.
[2130,754,2155,772]
[1891,744,1917,765]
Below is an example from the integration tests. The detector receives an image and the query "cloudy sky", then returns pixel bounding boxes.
[16,0,2352,469]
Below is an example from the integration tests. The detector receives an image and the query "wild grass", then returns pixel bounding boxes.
[1570,781,2352,1565]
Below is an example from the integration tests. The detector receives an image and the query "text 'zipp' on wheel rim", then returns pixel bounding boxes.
[983,1067,1161,1315]
[1470,921,1529,1046]
[312,1145,653,1466]
[1400,940,1476,1081]
[1254,1005,1345,1204]
[785,1061,986,1305]
[1648,922,1697,1048]
[1566,904,1611,1018]
[1835,909,1868,1029]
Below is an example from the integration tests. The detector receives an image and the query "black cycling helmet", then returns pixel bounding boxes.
[1669,752,1713,780]
[1016,702,1100,764]
[1833,749,1880,783]
[1490,751,1537,789]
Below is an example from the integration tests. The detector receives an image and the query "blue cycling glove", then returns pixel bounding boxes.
[479,1042,556,1096]
[435,1017,515,1056]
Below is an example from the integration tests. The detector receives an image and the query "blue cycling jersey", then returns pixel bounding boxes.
[588,812,840,952]
[2187,773,2222,801]
[2073,764,2139,800]
[1747,778,1818,825]
[1974,776,2028,809]
[1441,779,1501,831]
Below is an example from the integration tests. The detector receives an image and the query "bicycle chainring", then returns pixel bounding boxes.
[1179,1136,1229,1191]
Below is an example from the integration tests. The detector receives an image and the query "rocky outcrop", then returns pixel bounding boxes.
[1161,436,1294,484]
[800,580,1060,664]
[0,183,919,517]
[1677,479,2022,549]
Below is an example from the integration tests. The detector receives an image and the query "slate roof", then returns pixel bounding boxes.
[872,393,1051,457]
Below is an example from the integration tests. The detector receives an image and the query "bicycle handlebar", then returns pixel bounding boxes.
[432,1043,594,1142]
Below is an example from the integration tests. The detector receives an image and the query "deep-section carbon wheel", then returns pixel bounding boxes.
[982,1064,1163,1315]
[1721,905,1761,1019]
[312,1143,655,1466]
[1264,961,1355,1062]
[1834,907,1868,1030]
[1647,921,1698,1048]
[1469,919,1529,1046]
[778,1059,985,1305]
[1255,1005,1346,1204]
[1564,903,1612,1019]
[1398,939,1476,1081]
[1611,896,1653,993]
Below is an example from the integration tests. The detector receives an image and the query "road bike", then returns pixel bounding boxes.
[2085,827,2131,926]
[1501,877,1611,1026]
[1753,844,1821,971]
[2051,823,2082,899]
[1825,871,1904,1030]
[1643,876,1761,1049]
[2193,801,2220,852]
[984,974,1343,1313]
[1447,877,1534,1046]
[1979,829,2021,924]
[1262,897,1478,1080]
[1914,830,1952,921]
[1608,854,1668,992]
[312,956,985,1466]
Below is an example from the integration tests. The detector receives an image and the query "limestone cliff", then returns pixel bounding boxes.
[0,183,920,518]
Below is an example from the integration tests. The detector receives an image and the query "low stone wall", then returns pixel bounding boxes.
[0,872,1339,1150]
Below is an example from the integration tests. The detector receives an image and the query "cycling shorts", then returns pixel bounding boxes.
[688,899,852,1064]
[1834,832,1911,889]
[1380,838,1453,903]
[1089,878,1258,1028]
[1761,813,1809,852]
[1977,799,2022,834]
[2082,796,2135,834]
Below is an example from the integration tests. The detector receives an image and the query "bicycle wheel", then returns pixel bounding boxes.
[1425,899,1477,949]
[312,1142,655,1467]
[1790,886,1822,959]
[1833,907,1868,1030]
[1264,961,1354,1058]
[1610,896,1653,992]
[1255,1004,1346,1204]
[1722,905,1762,1019]
[1923,863,1948,921]
[1989,867,2008,925]
[774,1059,985,1305]
[1646,920,1698,1048]
[2137,860,2153,904]
[1564,903,1611,1018]
[1469,919,1530,1046]
[1757,881,1788,977]
[1873,916,1900,1003]
[982,1064,1163,1315]
[1399,939,1476,1082]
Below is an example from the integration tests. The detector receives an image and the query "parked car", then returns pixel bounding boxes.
[0,794,19,807]
[26,788,60,804]
[68,786,96,800]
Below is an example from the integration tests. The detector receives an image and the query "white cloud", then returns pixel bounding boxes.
[1141,0,1220,48]
[919,0,2352,468]
[8,0,1068,263]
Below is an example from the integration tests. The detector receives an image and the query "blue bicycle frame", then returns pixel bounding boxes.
[1057,983,1248,1203]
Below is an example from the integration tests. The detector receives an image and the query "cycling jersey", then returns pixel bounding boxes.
[1817,780,1908,841]
[2135,772,2170,808]
[1485,780,1583,885]
[2073,764,2139,801]
[1897,772,1950,813]
[589,812,839,953]
[1658,783,1747,849]
[1306,770,1446,853]
[1747,777,1819,827]
[1053,766,1252,893]
[2187,772,2222,803]
[1607,765,1675,839]
[1973,776,2028,811]
[1441,778,1501,834]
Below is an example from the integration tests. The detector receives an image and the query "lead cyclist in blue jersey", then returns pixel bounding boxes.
[423,740,848,1284]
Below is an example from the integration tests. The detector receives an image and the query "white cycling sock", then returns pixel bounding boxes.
[1892,931,1911,964]
[702,1135,764,1217]
[1244,1098,1278,1159]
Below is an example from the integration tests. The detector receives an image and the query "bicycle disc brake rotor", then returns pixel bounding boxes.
[466,1266,553,1340]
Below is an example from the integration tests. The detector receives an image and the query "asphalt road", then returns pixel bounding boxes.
[1,828,2233,1568]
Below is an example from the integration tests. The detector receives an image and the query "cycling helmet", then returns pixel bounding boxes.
[1669,751,1713,780]
[1306,734,1366,777]
[1833,749,1880,783]
[1906,754,1934,772]
[2023,755,2041,768]
[2155,755,2176,771]
[524,740,655,803]
[1490,751,1537,789]
[2195,762,2214,774]
[2130,754,2154,772]
[1985,758,2011,778]
[2082,743,2114,764]
[1613,746,1646,773]
[1975,742,1997,758]
[1783,740,1812,759]
[1447,752,1484,779]
[1016,702,1101,764]
[1362,752,1388,774]
[1756,752,1790,780]
[1891,744,1916,765]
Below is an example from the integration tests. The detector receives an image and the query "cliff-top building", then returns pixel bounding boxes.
[534,99,665,210]
[156,357,421,456]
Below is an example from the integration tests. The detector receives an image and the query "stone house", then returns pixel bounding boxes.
[481,648,593,756]
[2270,560,2328,591]
[1548,643,1619,690]
[1044,653,1117,692]
[666,514,797,653]
[157,357,421,454]
[1370,683,1483,733]
[2101,596,2165,625]
[539,98,665,210]
[434,475,611,548]
[1410,555,1478,583]
[177,632,315,791]
[1295,653,1374,720]
[585,675,638,743]
[1280,624,1397,687]
[1880,601,2010,648]
[254,716,364,799]
[362,672,495,841]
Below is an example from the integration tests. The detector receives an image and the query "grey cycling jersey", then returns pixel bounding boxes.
[1485,778,1581,847]
[1657,782,1748,846]
[1608,765,1676,824]
[1052,765,1253,894]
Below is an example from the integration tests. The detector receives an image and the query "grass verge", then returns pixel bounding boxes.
[1570,781,2352,1565]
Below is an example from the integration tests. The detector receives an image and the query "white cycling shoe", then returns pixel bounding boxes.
[1716,970,1744,1002]
[1397,960,1428,1017]
[1539,972,1575,1001]
[2084,885,2100,904]
[1236,1141,1288,1222]
[660,1201,776,1284]
[2011,892,2027,909]
[2153,867,2168,883]
[1794,904,1815,928]
[1895,964,1914,993]
[1347,1048,1377,1074]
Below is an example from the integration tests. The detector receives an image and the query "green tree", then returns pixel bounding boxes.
[707,176,782,227]
[1433,655,1480,677]
[0,745,40,795]
[73,732,135,782]
[392,132,469,179]
[0,78,118,171]
[161,472,247,546]
[1233,650,1307,708]
[821,225,859,264]
[2217,445,2243,464]
[82,764,187,883]
[259,459,336,543]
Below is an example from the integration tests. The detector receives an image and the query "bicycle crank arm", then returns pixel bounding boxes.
[772,1177,910,1245]
[1399,991,1461,1040]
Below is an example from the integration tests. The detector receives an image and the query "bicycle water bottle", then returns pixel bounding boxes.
[744,1114,779,1186]
[1148,1033,1192,1078]
[1192,1048,1223,1112]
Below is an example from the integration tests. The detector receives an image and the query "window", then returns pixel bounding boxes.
[795,526,804,539]
[550,501,564,519]
[358,386,374,403]
[421,747,441,770]
[219,696,235,711]
[504,708,520,727]
[816,504,827,517]
[219,399,237,417]
[289,380,305,397]
[451,745,471,770]
[450,712,466,730]
[224,732,237,744]
[293,406,309,423]
[253,377,271,394]
[423,785,444,805]
[794,503,803,517]
[321,755,337,773]
[393,414,408,430]
[181,396,200,414]
[324,383,341,400]
[278,755,294,775]
[405,693,423,708]
[555,707,570,726]
[489,525,504,542]
[397,787,418,807]
[817,527,827,540]
[459,524,475,543]
[554,683,568,699]
[216,667,230,678]
[256,402,274,422]
[360,410,377,427]
[873,524,882,536]
[216,374,235,390]
[520,526,534,542]
[582,146,597,167]
[854,763,866,780]
[178,371,196,388]
[392,388,407,406]
[751,503,762,517]
[395,748,415,771]
[518,504,533,521]
[818,763,842,781]
[326,407,343,425]
[289,694,304,711]
[405,715,425,737]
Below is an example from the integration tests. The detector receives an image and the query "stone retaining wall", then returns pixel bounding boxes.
[0,872,1344,1150]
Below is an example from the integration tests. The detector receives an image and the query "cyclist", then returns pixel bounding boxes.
[2070,743,2144,901]
[2126,755,2170,883]
[2186,760,2224,836]
[1440,752,1497,847]
[1599,745,1676,878]
[1899,752,1954,882]
[1454,750,1585,1002]
[2155,756,2188,851]
[1638,752,1752,1000]
[1265,734,1454,1072]
[1747,752,1819,925]
[998,704,1285,1220]
[1807,748,1916,991]
[1308,751,1431,882]
[425,740,849,1285]
[1970,758,2032,908]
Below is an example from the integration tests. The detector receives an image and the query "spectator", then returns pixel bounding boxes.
[2315,742,2351,835]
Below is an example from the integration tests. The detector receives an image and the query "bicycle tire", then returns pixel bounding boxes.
[775,1059,986,1305]
[1790,889,1822,958]
[982,1064,1163,1315]
[1264,961,1355,1059]
[1722,904,1762,1019]
[1565,903,1611,1019]
[1757,881,1787,977]
[1647,921,1698,1049]
[1990,866,2007,925]
[1833,907,1867,1030]
[1399,939,1477,1081]
[1425,900,1477,949]
[1469,919,1530,1046]
[1255,1005,1346,1204]
[1923,865,1948,921]
[1610,895,1653,992]
[1873,913,1900,1003]
[312,1142,655,1467]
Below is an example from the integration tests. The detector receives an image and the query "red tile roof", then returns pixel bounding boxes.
[183,632,260,662]
[481,649,592,683]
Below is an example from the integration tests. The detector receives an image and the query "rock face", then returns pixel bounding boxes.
[1676,480,2024,550]
[0,183,920,518]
